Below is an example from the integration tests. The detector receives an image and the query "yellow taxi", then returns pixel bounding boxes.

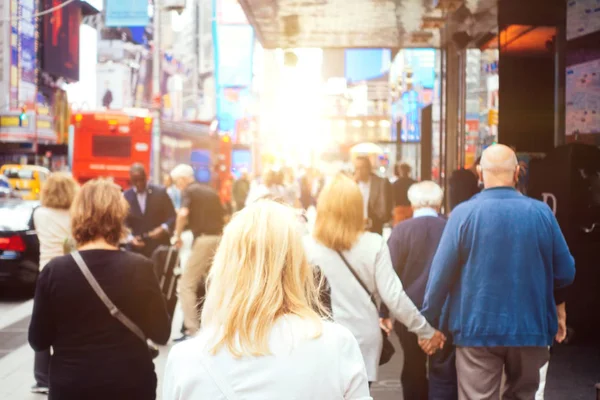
[0,165,50,200]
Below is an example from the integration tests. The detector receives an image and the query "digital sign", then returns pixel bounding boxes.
[216,25,254,87]
[105,0,149,27]
[41,0,80,82]
[345,49,391,83]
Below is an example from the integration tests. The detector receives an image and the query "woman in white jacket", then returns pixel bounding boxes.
[303,173,445,383]
[163,199,372,400]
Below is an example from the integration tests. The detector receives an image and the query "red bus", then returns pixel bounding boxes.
[71,110,153,188]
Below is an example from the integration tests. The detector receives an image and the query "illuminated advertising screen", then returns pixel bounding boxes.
[191,149,212,183]
[403,49,436,89]
[216,87,249,138]
[344,49,391,83]
[216,25,254,87]
[41,0,80,81]
[105,0,149,27]
[232,149,251,177]
[401,90,420,142]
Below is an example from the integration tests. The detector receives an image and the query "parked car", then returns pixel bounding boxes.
[0,187,21,199]
[0,200,39,288]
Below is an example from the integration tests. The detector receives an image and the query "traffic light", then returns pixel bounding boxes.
[19,107,27,127]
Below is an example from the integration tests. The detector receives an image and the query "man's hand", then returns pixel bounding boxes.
[379,318,393,336]
[131,237,145,248]
[148,226,167,240]
[555,302,567,343]
[418,330,446,355]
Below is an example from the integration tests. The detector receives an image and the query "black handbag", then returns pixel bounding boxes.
[336,251,395,366]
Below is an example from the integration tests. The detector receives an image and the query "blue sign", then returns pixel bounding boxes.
[232,149,252,177]
[191,150,212,184]
[345,49,391,83]
[402,90,420,142]
[216,25,254,87]
[404,49,436,89]
[105,0,149,27]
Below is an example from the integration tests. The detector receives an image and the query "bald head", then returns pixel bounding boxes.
[478,144,519,188]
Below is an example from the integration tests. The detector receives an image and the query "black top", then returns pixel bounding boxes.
[28,250,170,398]
[392,177,416,207]
[182,182,225,238]
[387,215,447,309]
[449,169,480,210]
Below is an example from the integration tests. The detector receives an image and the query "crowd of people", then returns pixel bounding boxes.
[26,143,574,400]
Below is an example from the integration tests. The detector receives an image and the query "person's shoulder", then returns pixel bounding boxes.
[357,231,385,250]
[321,320,360,349]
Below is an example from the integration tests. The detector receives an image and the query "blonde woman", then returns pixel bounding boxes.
[163,200,371,400]
[31,172,78,394]
[303,173,445,384]
[29,179,170,400]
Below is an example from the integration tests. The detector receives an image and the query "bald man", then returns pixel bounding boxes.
[421,145,575,400]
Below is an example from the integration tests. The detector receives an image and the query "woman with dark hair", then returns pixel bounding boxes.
[448,157,481,211]
[392,163,416,225]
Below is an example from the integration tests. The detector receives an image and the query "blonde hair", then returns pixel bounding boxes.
[313,173,364,251]
[40,172,78,210]
[201,200,326,357]
[71,179,129,246]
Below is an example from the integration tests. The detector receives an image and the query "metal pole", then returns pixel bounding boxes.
[151,0,162,184]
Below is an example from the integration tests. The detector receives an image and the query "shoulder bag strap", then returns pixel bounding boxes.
[197,354,242,400]
[71,251,147,343]
[336,250,378,310]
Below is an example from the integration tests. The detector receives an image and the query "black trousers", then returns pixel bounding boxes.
[34,349,51,386]
[396,322,428,400]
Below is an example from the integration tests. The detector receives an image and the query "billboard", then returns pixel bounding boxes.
[96,63,132,109]
[216,25,254,87]
[42,0,80,82]
[345,49,391,83]
[105,0,149,27]
[18,0,37,106]
[403,49,436,89]
[216,87,250,136]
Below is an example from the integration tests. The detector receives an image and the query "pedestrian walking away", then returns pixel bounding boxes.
[163,199,372,400]
[28,179,171,400]
[421,144,576,400]
[171,164,225,341]
[386,180,457,400]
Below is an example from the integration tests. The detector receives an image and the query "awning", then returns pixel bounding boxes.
[239,0,498,49]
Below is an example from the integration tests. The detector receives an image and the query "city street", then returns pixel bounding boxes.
[0,232,599,400]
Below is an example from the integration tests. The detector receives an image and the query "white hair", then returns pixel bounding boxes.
[408,181,444,209]
[170,164,195,180]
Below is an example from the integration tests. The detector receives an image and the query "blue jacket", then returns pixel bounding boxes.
[422,187,575,347]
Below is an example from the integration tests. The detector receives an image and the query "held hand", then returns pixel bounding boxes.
[418,330,446,355]
[555,302,567,343]
[379,318,393,336]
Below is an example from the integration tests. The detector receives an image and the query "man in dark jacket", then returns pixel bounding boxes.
[354,156,392,235]
[386,180,456,400]
[124,163,176,258]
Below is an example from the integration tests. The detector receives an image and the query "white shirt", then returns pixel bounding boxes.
[163,316,372,400]
[134,188,148,214]
[357,179,371,219]
[33,207,71,269]
[304,232,435,381]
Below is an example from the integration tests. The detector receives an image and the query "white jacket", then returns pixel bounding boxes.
[304,232,435,381]
[163,315,372,400]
